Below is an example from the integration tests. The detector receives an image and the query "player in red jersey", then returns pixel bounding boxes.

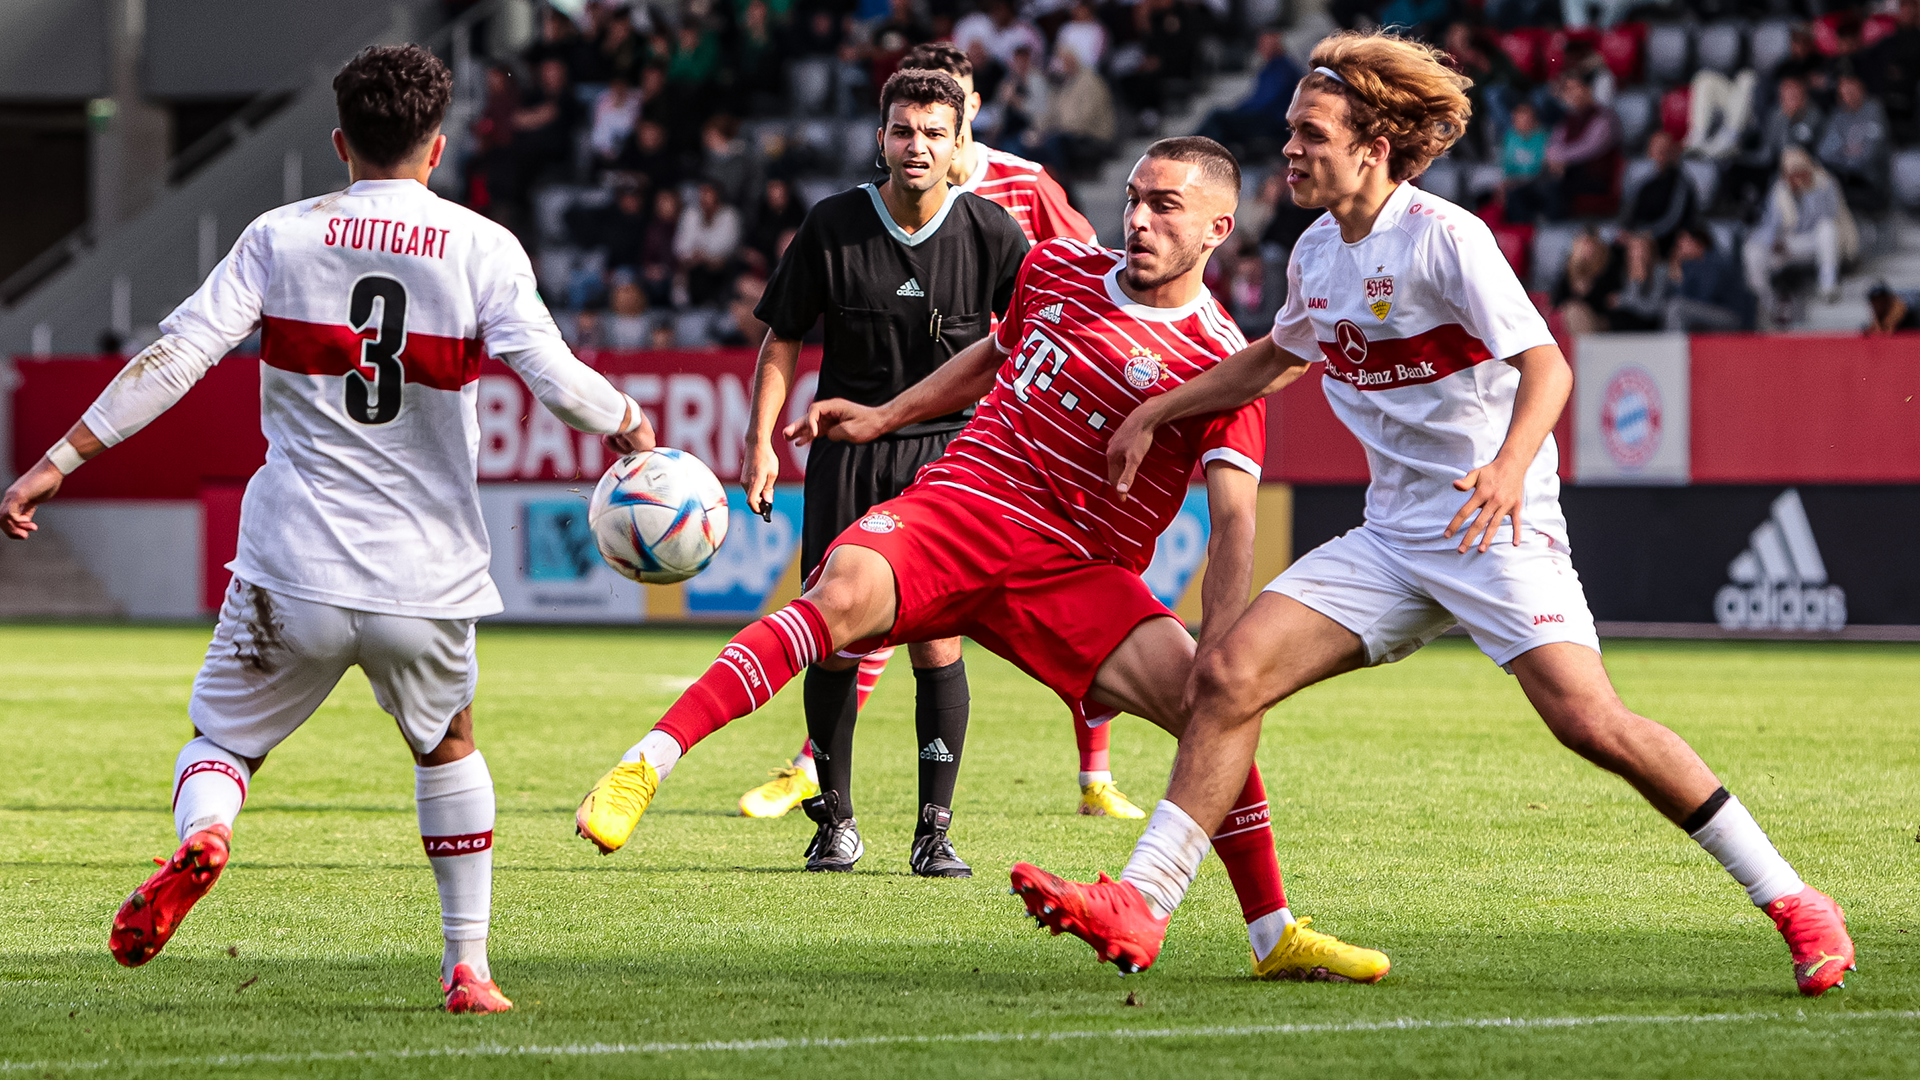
[737,42,1127,823]
[1015,31,1852,996]
[578,137,1389,981]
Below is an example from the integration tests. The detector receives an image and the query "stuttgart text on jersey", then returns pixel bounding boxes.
[322,216,453,259]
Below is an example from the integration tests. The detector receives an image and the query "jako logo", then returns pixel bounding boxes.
[1714,489,1846,631]
[1532,614,1564,625]
[1307,297,1328,309]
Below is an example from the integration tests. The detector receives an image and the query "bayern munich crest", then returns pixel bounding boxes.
[858,511,900,534]
[1123,347,1165,389]
[1599,364,1662,470]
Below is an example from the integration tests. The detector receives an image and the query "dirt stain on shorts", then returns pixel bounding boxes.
[233,585,287,673]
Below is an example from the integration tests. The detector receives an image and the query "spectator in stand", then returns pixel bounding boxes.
[469,65,523,225]
[789,9,843,56]
[1745,146,1859,325]
[1108,0,1201,132]
[606,268,652,348]
[1726,73,1825,216]
[1606,232,1667,332]
[615,117,683,194]
[639,187,683,309]
[1445,22,1524,161]
[1686,66,1758,161]
[1817,72,1891,213]
[953,0,1045,67]
[1553,228,1625,335]
[675,179,743,307]
[1195,28,1302,154]
[526,6,585,73]
[835,36,873,118]
[663,21,721,145]
[732,0,786,113]
[1665,225,1753,332]
[699,115,758,207]
[565,177,653,308]
[745,177,806,264]
[579,7,643,85]
[1026,46,1116,178]
[1867,280,1920,333]
[1054,2,1107,72]
[1541,70,1621,219]
[1376,0,1452,42]
[985,42,1046,148]
[590,75,643,167]
[721,272,771,346]
[1861,0,1920,143]
[1622,131,1700,255]
[872,0,934,47]
[1501,100,1547,188]
[512,58,584,196]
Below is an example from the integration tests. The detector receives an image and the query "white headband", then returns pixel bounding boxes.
[1314,65,1348,85]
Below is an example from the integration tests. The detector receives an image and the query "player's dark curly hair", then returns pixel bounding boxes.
[333,44,453,167]
[901,41,973,83]
[878,69,967,126]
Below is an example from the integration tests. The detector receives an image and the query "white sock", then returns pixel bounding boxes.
[620,729,683,780]
[1078,770,1113,787]
[1690,794,1805,907]
[794,746,819,782]
[172,736,250,840]
[1120,800,1212,918]
[1247,907,1297,961]
[417,751,495,984]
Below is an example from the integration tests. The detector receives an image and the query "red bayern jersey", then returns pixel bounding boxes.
[912,238,1265,572]
[958,146,1099,245]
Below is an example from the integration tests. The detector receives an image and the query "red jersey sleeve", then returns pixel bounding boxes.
[1178,398,1268,479]
[994,242,1049,353]
[1027,171,1099,244]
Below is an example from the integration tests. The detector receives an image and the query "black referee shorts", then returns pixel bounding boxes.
[800,431,956,578]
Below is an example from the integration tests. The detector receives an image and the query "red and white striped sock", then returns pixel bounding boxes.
[417,751,495,984]
[640,600,832,760]
[1209,766,1295,960]
[172,736,249,840]
[855,647,894,710]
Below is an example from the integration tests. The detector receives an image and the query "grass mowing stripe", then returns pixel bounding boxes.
[6,1010,1915,1073]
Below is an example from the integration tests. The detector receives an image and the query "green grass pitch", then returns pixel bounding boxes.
[1,623,1917,1078]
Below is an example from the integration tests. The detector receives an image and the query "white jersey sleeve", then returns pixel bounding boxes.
[79,335,218,448]
[1269,252,1320,361]
[161,217,272,360]
[1428,215,1555,362]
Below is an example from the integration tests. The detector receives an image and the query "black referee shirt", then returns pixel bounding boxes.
[754,183,1030,437]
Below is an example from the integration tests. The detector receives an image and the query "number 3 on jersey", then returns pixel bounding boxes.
[347,274,408,424]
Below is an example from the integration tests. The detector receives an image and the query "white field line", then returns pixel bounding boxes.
[3,1009,1916,1073]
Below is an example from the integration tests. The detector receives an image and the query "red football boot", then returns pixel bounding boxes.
[1010,862,1167,975]
[1767,886,1856,996]
[109,824,231,968]
[443,963,514,1014]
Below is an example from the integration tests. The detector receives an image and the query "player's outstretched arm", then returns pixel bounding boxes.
[1194,460,1261,654]
[500,343,649,449]
[1,420,104,540]
[786,335,1002,446]
[742,331,802,514]
[1108,336,1310,499]
[1445,343,1570,553]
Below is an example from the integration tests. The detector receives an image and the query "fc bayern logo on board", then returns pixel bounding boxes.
[1334,320,1369,365]
[858,511,901,534]
[1123,347,1165,389]
[1600,364,1662,470]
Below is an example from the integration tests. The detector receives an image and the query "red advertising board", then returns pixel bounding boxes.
[1691,335,1920,483]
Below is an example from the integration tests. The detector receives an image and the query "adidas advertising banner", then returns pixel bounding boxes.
[1573,334,1690,486]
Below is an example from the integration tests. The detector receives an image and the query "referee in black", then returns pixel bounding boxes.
[742,69,1028,877]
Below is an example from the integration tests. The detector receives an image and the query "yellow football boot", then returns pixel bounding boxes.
[1253,918,1391,983]
[575,761,659,854]
[738,764,819,818]
[1078,779,1147,819]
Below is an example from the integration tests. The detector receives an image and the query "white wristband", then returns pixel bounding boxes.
[45,438,85,475]
[618,392,645,433]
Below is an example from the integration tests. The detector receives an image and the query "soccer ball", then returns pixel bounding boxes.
[588,448,730,583]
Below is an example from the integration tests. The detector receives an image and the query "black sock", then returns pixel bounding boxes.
[804,664,860,817]
[913,659,969,836]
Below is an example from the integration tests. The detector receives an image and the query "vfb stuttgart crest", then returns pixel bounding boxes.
[1364,274,1394,320]
[1334,319,1369,365]
[1123,346,1165,389]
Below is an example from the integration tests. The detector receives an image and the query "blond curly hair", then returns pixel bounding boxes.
[1304,31,1472,183]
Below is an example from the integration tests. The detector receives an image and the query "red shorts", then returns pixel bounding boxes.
[814,485,1175,721]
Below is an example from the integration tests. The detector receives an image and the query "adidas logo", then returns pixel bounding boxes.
[920,738,954,763]
[897,278,925,297]
[1714,489,1846,631]
[1038,302,1064,324]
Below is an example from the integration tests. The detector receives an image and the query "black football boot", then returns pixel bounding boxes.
[908,803,972,878]
[802,791,864,872]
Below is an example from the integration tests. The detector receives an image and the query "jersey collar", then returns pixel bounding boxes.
[862,182,959,247]
[345,178,432,197]
[1340,181,1414,247]
[1101,259,1214,323]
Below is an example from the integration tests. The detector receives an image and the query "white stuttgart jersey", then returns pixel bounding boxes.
[1271,182,1562,547]
[160,178,627,619]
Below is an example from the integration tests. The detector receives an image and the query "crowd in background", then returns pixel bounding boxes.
[451,0,1920,347]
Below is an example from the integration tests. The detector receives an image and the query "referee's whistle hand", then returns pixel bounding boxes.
[785,398,887,446]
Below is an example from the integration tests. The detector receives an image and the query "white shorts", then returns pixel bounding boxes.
[1265,525,1600,670]
[189,577,477,759]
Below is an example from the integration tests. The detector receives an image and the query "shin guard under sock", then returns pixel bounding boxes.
[649,600,831,753]
[416,751,495,983]
[913,660,969,834]
[805,663,861,816]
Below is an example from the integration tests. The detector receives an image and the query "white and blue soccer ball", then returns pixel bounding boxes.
[588,448,730,584]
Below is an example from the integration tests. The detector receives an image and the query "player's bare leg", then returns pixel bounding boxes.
[1510,643,1854,995]
[579,545,899,854]
[1013,611,1387,979]
[410,709,511,1013]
